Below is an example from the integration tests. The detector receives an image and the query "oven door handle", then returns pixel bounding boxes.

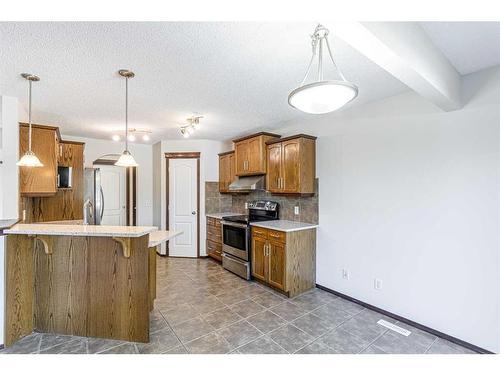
[221,221,249,229]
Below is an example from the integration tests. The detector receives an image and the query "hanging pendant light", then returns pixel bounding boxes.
[115,69,138,167]
[17,73,44,167]
[288,24,358,114]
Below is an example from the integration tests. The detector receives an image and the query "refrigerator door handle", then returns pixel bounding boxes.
[100,186,105,221]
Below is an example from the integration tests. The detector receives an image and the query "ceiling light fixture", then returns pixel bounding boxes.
[179,115,203,138]
[288,24,358,114]
[17,73,44,167]
[115,70,138,168]
[112,134,120,141]
[142,134,150,141]
[127,134,136,142]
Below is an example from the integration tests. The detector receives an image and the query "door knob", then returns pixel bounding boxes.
[192,211,197,215]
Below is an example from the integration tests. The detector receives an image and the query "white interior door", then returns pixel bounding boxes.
[169,158,198,257]
[100,165,126,225]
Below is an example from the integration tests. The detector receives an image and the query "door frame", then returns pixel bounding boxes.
[165,152,200,257]
[93,157,137,226]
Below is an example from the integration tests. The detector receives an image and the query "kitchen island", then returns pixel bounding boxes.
[3,223,181,347]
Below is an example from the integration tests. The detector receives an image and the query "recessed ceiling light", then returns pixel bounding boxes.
[128,134,136,142]
[112,134,120,141]
[142,134,150,141]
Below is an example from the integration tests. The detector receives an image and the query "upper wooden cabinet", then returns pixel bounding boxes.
[19,123,60,197]
[266,134,316,194]
[233,132,280,176]
[218,151,235,193]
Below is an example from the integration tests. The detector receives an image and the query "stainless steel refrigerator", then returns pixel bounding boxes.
[84,168,104,225]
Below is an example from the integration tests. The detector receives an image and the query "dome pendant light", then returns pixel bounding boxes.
[17,73,44,167]
[115,70,138,167]
[288,24,358,114]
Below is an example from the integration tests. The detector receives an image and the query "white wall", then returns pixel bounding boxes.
[62,135,154,226]
[274,66,500,352]
[156,139,228,255]
[0,96,19,347]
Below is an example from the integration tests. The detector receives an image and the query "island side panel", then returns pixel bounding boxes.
[149,246,157,311]
[5,235,34,346]
[285,229,317,298]
[34,236,88,336]
[87,235,149,343]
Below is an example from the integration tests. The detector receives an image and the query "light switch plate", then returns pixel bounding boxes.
[294,206,300,215]
[244,202,248,209]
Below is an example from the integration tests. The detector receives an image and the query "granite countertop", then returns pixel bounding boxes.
[0,219,20,231]
[250,220,318,232]
[206,212,241,219]
[4,223,158,238]
[148,230,183,247]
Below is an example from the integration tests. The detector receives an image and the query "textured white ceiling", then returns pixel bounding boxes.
[0,22,409,143]
[420,22,500,75]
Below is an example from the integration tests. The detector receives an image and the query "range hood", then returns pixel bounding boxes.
[228,175,265,192]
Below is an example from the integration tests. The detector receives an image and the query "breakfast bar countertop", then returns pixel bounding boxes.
[148,230,183,247]
[4,223,158,237]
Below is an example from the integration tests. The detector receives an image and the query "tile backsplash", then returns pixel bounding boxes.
[205,179,319,224]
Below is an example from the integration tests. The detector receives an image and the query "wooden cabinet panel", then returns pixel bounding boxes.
[234,141,248,175]
[218,151,235,193]
[282,139,300,193]
[251,235,267,282]
[19,125,58,196]
[206,239,222,262]
[265,135,316,194]
[206,218,223,262]
[233,132,280,176]
[219,154,228,192]
[250,226,316,297]
[268,240,286,291]
[228,153,235,188]
[266,143,282,192]
[247,136,261,173]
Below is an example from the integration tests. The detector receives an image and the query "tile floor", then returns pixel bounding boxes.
[1,257,477,354]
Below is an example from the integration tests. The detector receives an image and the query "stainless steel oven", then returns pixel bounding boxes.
[221,221,250,261]
[221,201,279,280]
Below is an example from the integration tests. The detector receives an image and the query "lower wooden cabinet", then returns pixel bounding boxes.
[206,217,223,261]
[250,226,316,297]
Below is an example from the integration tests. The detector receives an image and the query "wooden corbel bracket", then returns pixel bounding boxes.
[113,237,132,258]
[31,235,54,255]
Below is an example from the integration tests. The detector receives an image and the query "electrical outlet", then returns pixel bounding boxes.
[342,269,350,280]
[374,278,383,290]
[22,209,26,221]
[294,206,300,215]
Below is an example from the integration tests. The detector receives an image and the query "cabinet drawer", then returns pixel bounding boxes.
[206,239,222,255]
[206,217,221,227]
[207,225,222,243]
[268,230,286,243]
[252,227,268,239]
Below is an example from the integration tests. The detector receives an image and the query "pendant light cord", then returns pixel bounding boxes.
[125,76,129,152]
[298,24,348,86]
[28,79,32,152]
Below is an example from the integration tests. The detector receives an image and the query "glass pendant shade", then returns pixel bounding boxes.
[115,150,138,167]
[289,24,358,114]
[18,73,43,167]
[115,69,138,167]
[288,80,358,114]
[17,150,43,167]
